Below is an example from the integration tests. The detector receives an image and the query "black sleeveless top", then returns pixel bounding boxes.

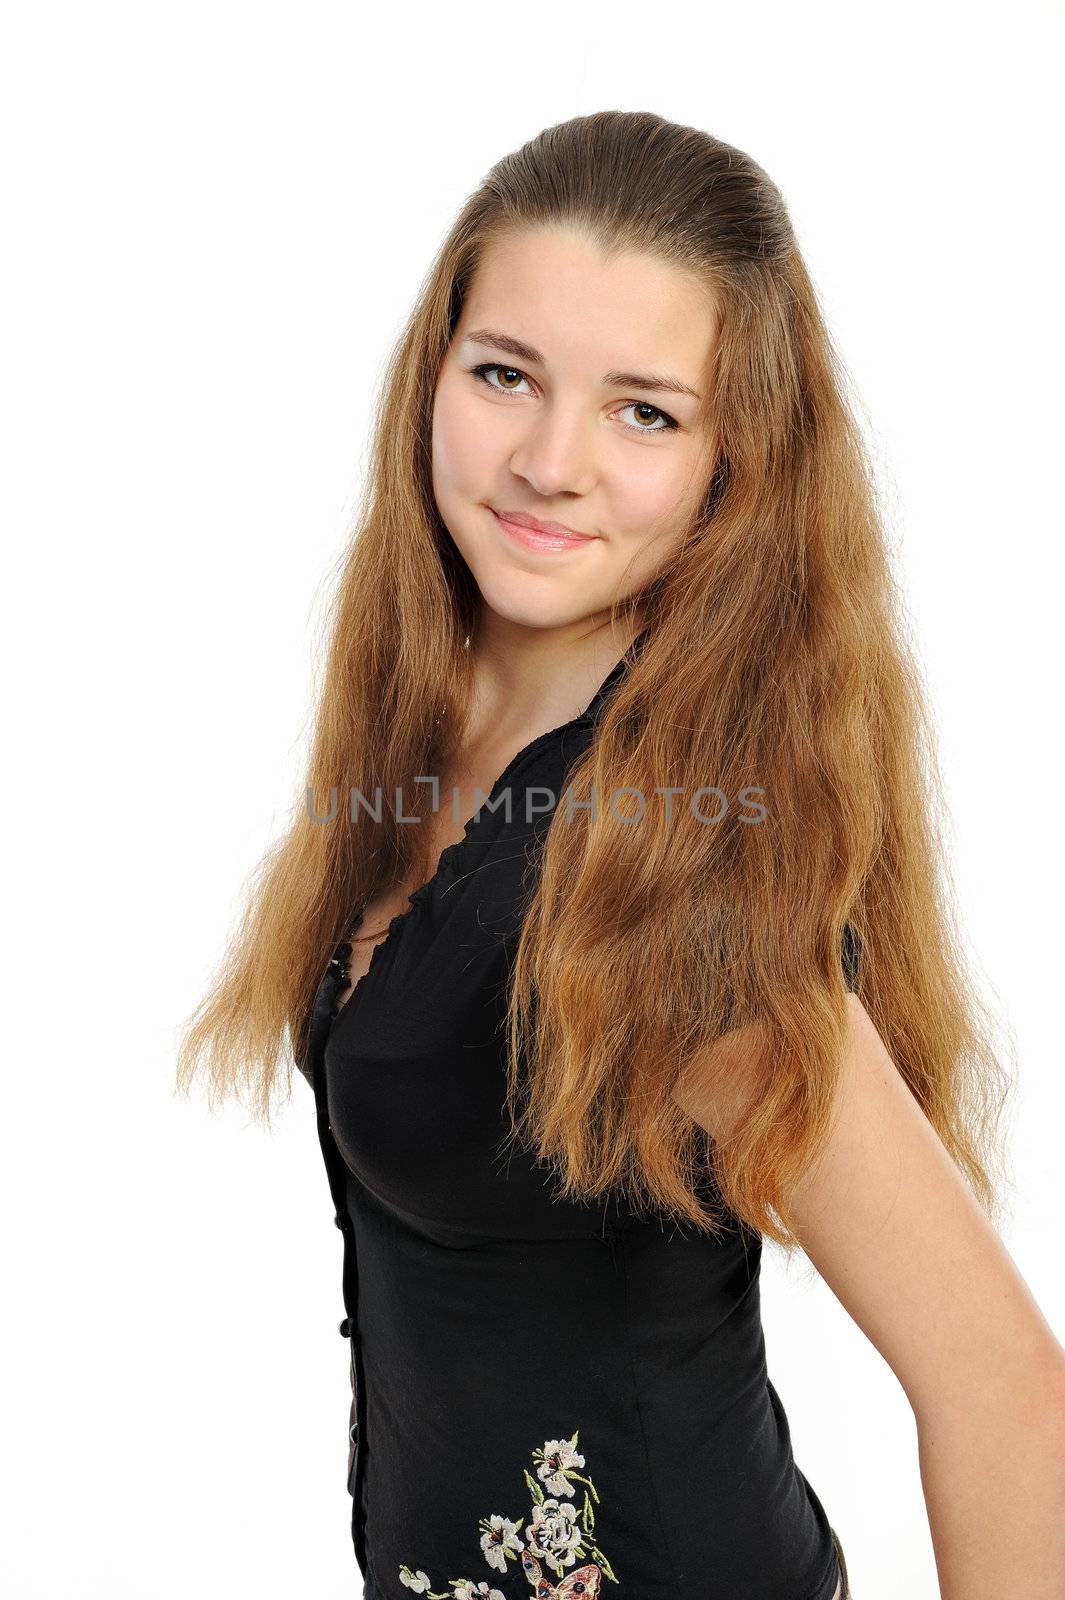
[296,643,859,1600]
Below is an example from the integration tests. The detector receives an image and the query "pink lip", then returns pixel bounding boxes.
[490,507,595,552]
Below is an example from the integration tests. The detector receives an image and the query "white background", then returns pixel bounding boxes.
[2,3,1061,1596]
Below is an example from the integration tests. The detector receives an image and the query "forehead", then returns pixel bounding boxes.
[457,226,718,375]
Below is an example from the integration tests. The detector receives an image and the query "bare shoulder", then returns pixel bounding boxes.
[674,997,1065,1424]
[786,997,1065,1425]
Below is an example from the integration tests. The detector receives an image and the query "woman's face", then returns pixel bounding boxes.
[432,226,719,639]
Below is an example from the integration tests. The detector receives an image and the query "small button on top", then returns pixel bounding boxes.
[339,1317,352,1338]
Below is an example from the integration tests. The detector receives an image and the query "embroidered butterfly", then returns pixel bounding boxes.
[520,1551,603,1597]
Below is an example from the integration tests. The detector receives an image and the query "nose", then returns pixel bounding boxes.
[508,409,598,498]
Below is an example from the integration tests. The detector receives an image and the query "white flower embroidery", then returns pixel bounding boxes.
[398,1427,617,1592]
[526,1496,583,1575]
[535,1436,587,1498]
[479,1513,524,1573]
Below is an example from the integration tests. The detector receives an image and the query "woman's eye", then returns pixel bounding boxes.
[468,363,679,435]
[616,401,678,434]
[471,362,531,395]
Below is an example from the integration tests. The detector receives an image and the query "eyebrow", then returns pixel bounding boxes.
[462,327,704,403]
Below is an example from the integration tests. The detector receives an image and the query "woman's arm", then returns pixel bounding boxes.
[786,996,1065,1599]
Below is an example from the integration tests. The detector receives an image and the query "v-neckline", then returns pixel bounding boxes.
[323,627,650,1037]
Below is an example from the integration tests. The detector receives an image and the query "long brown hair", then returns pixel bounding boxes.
[176,110,1014,1251]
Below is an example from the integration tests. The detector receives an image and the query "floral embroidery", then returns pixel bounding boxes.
[398,1573,433,1594]
[397,1428,618,1597]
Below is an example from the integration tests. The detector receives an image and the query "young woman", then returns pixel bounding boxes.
[177,111,1065,1599]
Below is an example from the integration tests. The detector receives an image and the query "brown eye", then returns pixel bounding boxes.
[620,400,675,433]
[471,362,532,395]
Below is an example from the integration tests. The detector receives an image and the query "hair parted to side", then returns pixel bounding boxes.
[175,109,1014,1251]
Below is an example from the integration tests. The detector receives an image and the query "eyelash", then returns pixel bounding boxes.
[467,362,681,435]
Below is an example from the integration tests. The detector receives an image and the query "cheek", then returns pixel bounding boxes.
[611,451,704,556]
[432,379,501,498]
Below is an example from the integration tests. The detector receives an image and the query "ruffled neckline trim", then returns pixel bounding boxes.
[323,629,649,1024]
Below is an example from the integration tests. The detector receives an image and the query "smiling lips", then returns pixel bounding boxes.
[490,506,595,552]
